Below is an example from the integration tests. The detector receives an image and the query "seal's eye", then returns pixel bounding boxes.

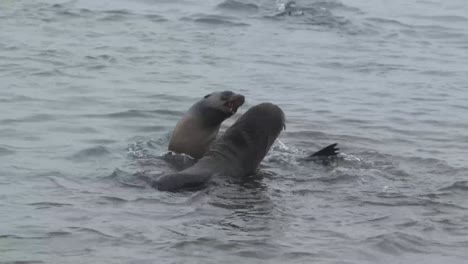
[204,93,213,99]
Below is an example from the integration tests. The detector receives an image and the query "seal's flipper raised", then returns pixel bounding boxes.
[300,143,340,165]
[309,143,339,157]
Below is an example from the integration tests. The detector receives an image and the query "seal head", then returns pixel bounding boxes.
[168,91,245,159]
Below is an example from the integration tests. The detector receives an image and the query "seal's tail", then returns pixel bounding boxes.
[309,143,339,157]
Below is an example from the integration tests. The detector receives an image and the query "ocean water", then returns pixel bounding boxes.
[1,0,467,263]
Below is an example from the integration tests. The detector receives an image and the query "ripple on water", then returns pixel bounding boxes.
[366,232,433,255]
[0,95,37,103]
[70,146,111,162]
[27,202,73,209]
[206,180,273,217]
[361,196,466,210]
[439,181,468,192]
[1,114,55,124]
[0,146,15,156]
[411,15,468,23]
[262,1,360,34]
[84,54,117,63]
[84,109,181,119]
[49,3,168,25]
[84,138,118,145]
[99,13,131,22]
[68,226,117,239]
[144,14,169,23]
[97,195,169,206]
[181,14,250,27]
[132,125,167,133]
[366,17,412,28]
[217,0,259,13]
[0,261,44,264]
[51,126,100,134]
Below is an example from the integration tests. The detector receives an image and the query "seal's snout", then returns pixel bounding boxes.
[226,94,245,114]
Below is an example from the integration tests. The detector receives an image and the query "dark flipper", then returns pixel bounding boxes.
[309,143,339,157]
[151,172,212,192]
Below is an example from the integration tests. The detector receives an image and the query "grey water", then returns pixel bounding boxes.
[1,0,467,263]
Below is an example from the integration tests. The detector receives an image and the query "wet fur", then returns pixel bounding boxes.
[154,103,285,192]
[168,91,244,159]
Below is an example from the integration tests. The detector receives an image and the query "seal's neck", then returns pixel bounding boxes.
[196,105,231,128]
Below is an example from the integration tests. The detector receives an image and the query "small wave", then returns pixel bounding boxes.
[182,14,249,27]
[281,251,318,259]
[84,54,116,63]
[70,146,111,161]
[99,195,130,203]
[84,138,118,145]
[145,93,192,102]
[86,64,105,70]
[315,173,362,184]
[366,17,412,28]
[439,181,468,192]
[1,114,55,124]
[361,197,466,210]
[265,1,357,32]
[85,109,180,119]
[133,125,167,133]
[51,3,65,9]
[30,69,64,77]
[144,14,168,23]
[0,146,15,156]
[419,26,466,40]
[96,10,139,22]
[0,260,44,264]
[0,95,38,103]
[319,61,409,74]
[217,0,259,13]
[56,10,82,18]
[53,126,100,134]
[305,14,350,28]
[107,110,152,118]
[195,17,249,27]
[207,180,272,212]
[65,8,169,23]
[103,9,133,15]
[47,231,72,237]
[411,15,468,23]
[99,196,164,205]
[47,175,91,191]
[99,14,129,22]
[291,188,327,196]
[68,226,117,238]
[366,232,431,254]
[0,234,46,240]
[28,202,73,208]
[30,68,92,79]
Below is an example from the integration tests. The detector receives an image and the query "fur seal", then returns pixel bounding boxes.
[154,102,285,192]
[168,91,245,159]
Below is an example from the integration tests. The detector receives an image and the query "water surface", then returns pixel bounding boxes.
[1,0,467,263]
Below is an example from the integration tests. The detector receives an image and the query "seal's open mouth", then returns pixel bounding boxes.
[225,95,245,114]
